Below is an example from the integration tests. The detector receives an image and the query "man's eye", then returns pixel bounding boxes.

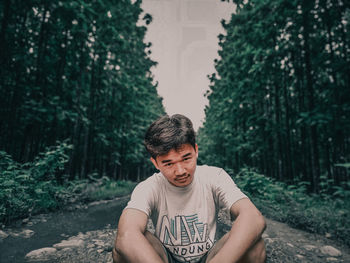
[184,157,191,161]
[165,163,173,167]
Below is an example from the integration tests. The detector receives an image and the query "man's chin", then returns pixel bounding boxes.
[173,175,192,186]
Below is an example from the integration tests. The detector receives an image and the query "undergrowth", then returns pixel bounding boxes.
[232,168,350,247]
[72,175,136,202]
[0,143,136,225]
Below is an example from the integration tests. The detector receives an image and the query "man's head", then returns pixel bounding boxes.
[144,114,196,159]
[144,114,198,187]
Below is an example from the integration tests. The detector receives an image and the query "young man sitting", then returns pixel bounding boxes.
[112,114,266,263]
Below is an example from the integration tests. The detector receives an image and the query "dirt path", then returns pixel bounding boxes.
[1,198,349,263]
[263,218,348,262]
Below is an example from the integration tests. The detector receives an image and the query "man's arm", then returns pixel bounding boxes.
[208,198,266,263]
[113,208,164,263]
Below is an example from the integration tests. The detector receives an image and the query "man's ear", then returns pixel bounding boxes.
[195,144,199,158]
[150,157,159,170]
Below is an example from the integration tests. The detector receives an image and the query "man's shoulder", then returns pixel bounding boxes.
[196,164,223,176]
[135,172,163,190]
[196,165,226,185]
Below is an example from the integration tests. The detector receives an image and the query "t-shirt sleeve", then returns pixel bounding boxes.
[213,168,248,210]
[125,178,156,217]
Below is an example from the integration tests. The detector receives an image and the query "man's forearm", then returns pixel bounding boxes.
[115,231,164,263]
[209,212,266,263]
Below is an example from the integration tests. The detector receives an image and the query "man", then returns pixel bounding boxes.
[113,114,266,263]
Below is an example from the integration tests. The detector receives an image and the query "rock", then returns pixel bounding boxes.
[263,237,275,243]
[326,257,339,262]
[53,238,84,249]
[88,248,96,254]
[93,239,105,247]
[10,229,35,238]
[296,254,304,259]
[287,242,294,248]
[304,245,317,251]
[105,245,113,252]
[0,230,9,240]
[262,233,269,239]
[320,246,342,257]
[62,247,72,252]
[77,232,85,238]
[89,200,109,207]
[97,248,104,253]
[25,247,57,260]
[22,229,35,238]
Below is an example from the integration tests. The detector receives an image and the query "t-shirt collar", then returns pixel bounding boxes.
[161,167,197,193]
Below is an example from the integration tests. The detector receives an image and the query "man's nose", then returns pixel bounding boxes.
[174,162,186,175]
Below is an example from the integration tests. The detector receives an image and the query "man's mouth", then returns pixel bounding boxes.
[175,174,190,182]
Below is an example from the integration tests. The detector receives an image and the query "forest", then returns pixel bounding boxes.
[198,0,350,193]
[0,0,164,181]
[0,0,349,244]
[0,0,164,222]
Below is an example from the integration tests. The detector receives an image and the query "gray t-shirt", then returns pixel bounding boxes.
[126,165,247,263]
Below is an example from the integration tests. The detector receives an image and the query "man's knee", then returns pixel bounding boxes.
[112,231,130,263]
[144,231,169,262]
[112,230,168,263]
[112,246,126,263]
[253,238,266,263]
[239,238,266,263]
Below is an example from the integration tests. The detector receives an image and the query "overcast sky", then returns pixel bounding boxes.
[141,0,236,130]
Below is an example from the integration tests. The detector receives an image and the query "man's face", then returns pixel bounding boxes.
[151,143,198,187]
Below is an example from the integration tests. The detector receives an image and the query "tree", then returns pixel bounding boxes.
[0,0,165,181]
[199,0,350,192]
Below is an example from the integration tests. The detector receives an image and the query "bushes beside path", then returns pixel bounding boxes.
[233,168,350,247]
[0,142,136,225]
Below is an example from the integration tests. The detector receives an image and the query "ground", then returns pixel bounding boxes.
[0,197,349,263]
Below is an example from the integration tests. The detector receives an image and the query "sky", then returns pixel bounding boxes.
[141,0,236,130]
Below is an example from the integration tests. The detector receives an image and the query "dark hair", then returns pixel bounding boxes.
[144,114,196,159]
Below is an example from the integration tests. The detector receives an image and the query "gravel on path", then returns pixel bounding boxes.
[19,208,350,263]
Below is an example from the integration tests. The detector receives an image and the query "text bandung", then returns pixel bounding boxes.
[168,240,213,257]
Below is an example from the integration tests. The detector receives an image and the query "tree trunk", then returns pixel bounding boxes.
[0,0,11,66]
[273,83,284,181]
[302,2,321,192]
[282,73,293,182]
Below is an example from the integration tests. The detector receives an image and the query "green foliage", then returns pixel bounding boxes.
[335,163,350,169]
[0,0,164,224]
[31,141,73,181]
[199,0,350,192]
[234,168,350,246]
[80,176,137,201]
[0,142,73,223]
[0,0,165,181]
[0,143,137,224]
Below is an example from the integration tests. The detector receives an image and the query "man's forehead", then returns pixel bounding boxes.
[158,144,194,159]
[174,143,194,152]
